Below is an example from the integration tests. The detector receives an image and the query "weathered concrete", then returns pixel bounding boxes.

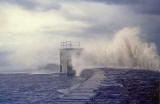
[60,48,82,75]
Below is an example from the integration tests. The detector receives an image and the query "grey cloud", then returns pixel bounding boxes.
[86,0,154,5]
[1,0,160,15]
[86,0,160,15]
[0,0,60,10]
[4,0,159,49]
[0,0,35,9]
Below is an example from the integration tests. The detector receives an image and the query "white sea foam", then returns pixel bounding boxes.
[72,27,160,76]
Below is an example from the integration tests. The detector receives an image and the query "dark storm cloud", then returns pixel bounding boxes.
[0,0,60,10]
[86,0,160,15]
[0,0,35,9]
[86,0,156,4]
[78,24,122,38]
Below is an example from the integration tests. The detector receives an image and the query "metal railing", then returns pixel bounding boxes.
[60,41,80,49]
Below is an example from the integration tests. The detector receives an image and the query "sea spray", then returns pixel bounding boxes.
[72,27,160,76]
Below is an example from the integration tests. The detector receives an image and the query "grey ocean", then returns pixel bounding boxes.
[0,68,159,104]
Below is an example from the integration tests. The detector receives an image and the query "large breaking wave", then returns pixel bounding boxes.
[73,27,160,75]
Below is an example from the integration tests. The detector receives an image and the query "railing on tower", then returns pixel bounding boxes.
[60,41,80,49]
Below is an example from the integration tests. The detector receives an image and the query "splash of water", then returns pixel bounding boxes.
[72,27,160,76]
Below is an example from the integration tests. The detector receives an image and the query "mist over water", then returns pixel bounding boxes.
[73,27,160,75]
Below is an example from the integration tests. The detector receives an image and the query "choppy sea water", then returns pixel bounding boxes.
[0,69,159,104]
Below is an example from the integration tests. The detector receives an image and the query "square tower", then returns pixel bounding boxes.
[60,41,82,76]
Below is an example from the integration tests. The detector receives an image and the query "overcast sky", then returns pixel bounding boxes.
[0,0,160,72]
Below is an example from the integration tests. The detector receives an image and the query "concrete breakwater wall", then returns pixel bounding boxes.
[56,68,160,104]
